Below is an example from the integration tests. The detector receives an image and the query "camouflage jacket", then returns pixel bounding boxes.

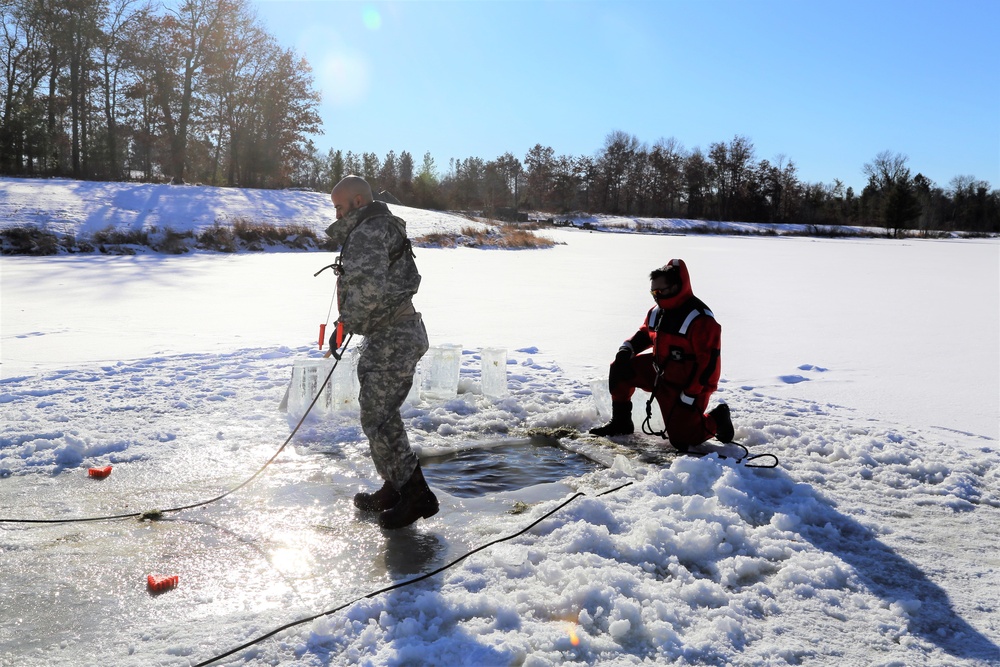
[325,201,420,336]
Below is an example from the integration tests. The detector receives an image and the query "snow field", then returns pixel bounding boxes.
[1,179,998,665]
[1,340,997,665]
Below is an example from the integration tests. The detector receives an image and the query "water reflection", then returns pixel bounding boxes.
[380,529,448,578]
[422,438,601,498]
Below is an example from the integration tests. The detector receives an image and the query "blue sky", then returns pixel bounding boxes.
[252,0,999,192]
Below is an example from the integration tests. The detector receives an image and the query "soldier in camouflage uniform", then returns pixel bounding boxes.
[325,175,438,530]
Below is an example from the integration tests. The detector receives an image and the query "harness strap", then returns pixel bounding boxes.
[643,304,711,441]
[327,214,414,278]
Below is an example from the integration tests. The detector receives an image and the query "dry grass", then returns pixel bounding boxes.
[2,218,323,254]
[198,218,321,251]
[415,224,556,250]
[231,217,315,244]
[0,227,62,255]
[91,225,149,246]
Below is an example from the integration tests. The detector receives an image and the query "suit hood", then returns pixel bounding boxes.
[654,258,693,309]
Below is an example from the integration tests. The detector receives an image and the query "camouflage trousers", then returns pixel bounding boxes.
[357,314,429,490]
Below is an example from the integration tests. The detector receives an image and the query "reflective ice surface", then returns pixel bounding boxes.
[1,431,606,666]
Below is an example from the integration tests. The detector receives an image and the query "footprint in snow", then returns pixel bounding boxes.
[778,364,830,383]
[798,364,829,372]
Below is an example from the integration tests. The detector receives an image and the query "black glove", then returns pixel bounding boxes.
[609,348,634,386]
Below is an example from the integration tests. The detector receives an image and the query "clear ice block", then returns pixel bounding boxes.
[422,343,462,400]
[288,350,358,417]
[480,347,508,398]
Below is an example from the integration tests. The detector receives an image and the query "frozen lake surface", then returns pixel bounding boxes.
[2,227,998,666]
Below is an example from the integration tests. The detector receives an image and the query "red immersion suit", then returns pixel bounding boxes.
[613,258,723,448]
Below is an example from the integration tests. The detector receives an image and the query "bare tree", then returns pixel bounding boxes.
[708,134,755,220]
[94,0,149,179]
[648,137,685,216]
[1,0,48,172]
[862,150,919,236]
[863,150,910,190]
[150,0,230,184]
[596,130,640,213]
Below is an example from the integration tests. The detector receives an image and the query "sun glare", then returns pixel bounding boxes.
[318,52,371,108]
[271,546,312,577]
[362,6,382,30]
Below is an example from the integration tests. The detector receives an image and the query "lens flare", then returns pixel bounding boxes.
[362,6,381,30]
[566,623,580,647]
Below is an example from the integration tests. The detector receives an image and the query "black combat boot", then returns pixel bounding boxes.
[377,464,439,530]
[589,401,634,437]
[354,479,401,512]
[709,403,734,443]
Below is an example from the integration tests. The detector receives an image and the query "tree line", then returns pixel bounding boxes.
[2,0,995,234]
[293,134,998,236]
[1,0,320,187]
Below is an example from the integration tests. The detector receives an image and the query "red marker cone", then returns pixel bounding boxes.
[88,466,112,478]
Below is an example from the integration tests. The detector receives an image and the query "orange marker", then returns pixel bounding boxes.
[88,466,112,478]
[147,574,179,592]
[318,323,327,350]
[334,321,344,349]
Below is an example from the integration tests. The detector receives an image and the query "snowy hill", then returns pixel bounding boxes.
[0,177,479,250]
[0,176,897,255]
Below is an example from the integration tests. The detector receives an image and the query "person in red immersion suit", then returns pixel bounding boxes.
[590,259,735,449]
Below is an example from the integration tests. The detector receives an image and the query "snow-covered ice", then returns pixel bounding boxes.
[1,178,998,666]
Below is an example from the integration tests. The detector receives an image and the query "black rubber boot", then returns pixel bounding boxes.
[377,464,439,530]
[589,401,634,437]
[353,480,401,512]
[710,403,734,443]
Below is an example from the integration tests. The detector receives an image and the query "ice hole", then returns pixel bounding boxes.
[421,437,602,498]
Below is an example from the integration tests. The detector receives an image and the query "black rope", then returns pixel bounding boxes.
[193,481,636,666]
[0,336,353,525]
[635,371,779,469]
[641,390,673,439]
[742,451,780,469]
[640,396,779,468]
[678,441,780,468]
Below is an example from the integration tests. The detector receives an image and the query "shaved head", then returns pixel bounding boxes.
[333,175,373,202]
[331,175,374,220]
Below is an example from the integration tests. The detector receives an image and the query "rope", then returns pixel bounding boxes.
[679,441,780,468]
[193,481,636,666]
[0,337,353,525]
[637,373,779,469]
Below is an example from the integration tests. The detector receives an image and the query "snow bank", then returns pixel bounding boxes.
[0,176,477,242]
